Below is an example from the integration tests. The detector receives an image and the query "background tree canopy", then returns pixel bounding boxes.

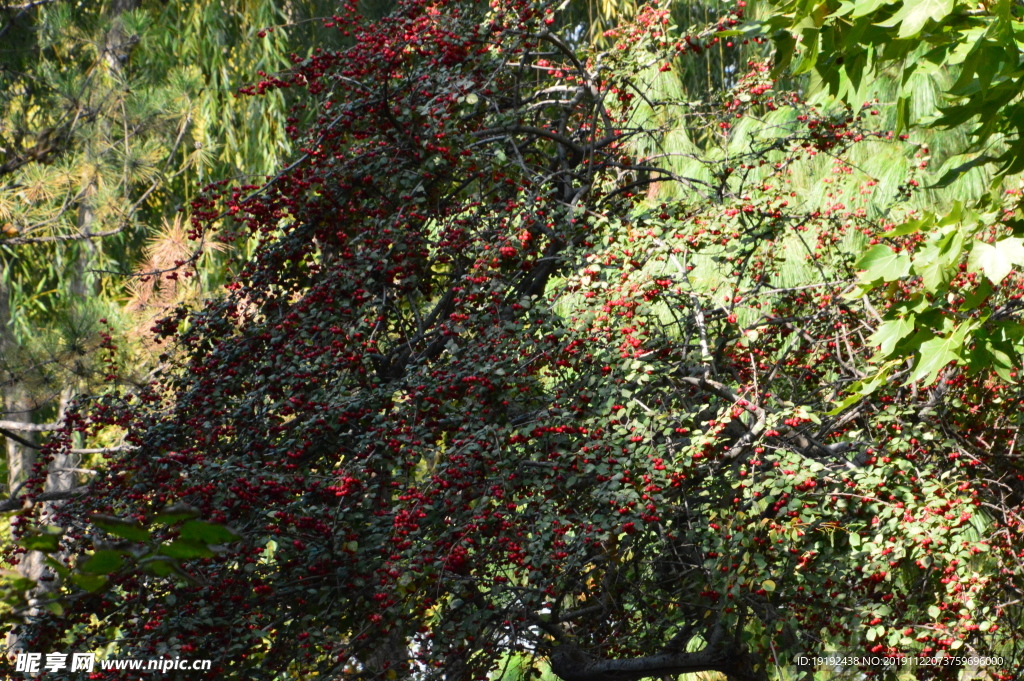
[2,0,1024,680]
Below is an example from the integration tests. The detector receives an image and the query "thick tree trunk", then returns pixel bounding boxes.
[548,643,768,681]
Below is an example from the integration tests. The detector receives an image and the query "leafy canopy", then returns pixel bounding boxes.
[5,0,1024,680]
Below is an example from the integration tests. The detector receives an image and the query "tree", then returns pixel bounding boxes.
[759,0,1024,177]
[0,0,342,447]
[5,0,1023,680]
[757,0,1024,392]
[0,0,349,631]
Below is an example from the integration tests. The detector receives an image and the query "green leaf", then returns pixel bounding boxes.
[141,557,178,577]
[80,550,123,575]
[762,579,776,592]
[929,155,996,189]
[856,245,911,282]
[910,323,972,384]
[829,360,901,411]
[90,515,150,542]
[895,95,910,135]
[916,258,950,293]
[70,573,109,593]
[6,577,36,591]
[19,534,61,553]
[792,29,820,75]
[967,332,1015,380]
[968,238,1024,284]
[179,521,240,544]
[913,228,963,292]
[878,0,955,38]
[870,315,915,358]
[850,0,894,18]
[159,540,214,559]
[770,30,797,78]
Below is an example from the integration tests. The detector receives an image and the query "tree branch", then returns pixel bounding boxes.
[0,485,90,513]
[0,420,60,432]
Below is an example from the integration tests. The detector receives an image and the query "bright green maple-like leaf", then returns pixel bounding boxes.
[968,238,1024,285]
[910,322,972,384]
[912,227,963,293]
[878,0,955,38]
[870,314,915,359]
[856,245,911,282]
[848,0,893,18]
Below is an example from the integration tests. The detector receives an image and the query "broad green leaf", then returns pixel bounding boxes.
[20,534,61,553]
[937,200,964,226]
[850,0,893,18]
[856,245,911,282]
[910,322,972,384]
[829,391,863,412]
[958,278,992,311]
[762,579,776,592]
[770,30,797,78]
[179,520,240,544]
[70,574,109,592]
[968,335,1015,381]
[141,557,178,577]
[916,257,950,293]
[913,228,963,292]
[80,550,124,575]
[968,238,1024,284]
[870,314,915,358]
[878,0,955,38]
[90,515,150,542]
[6,577,35,591]
[895,95,910,135]
[792,29,820,75]
[930,154,996,189]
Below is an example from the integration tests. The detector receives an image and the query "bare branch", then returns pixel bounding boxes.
[0,485,90,513]
[0,420,60,432]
